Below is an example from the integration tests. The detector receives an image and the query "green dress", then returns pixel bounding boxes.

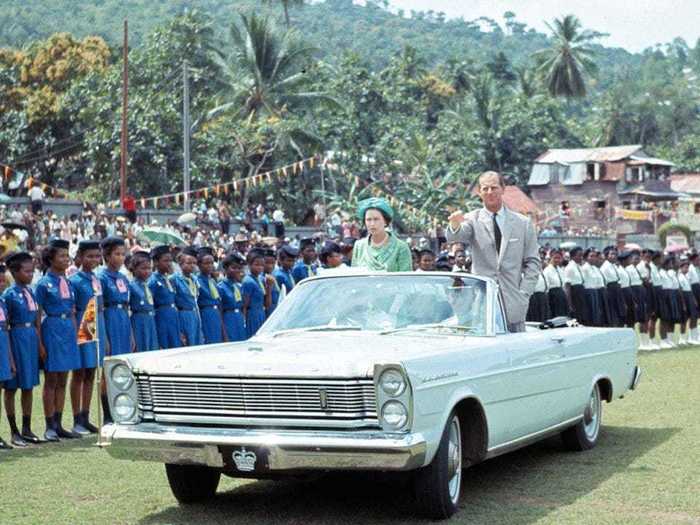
[351,233,413,272]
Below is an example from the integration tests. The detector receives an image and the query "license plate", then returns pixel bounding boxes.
[220,446,268,473]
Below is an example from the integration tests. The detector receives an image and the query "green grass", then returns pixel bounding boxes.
[1,349,699,525]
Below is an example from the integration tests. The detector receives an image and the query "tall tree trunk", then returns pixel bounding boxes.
[284,2,290,28]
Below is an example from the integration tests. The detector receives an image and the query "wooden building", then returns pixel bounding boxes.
[527,145,676,235]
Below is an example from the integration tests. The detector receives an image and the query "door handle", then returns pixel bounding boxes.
[551,336,565,344]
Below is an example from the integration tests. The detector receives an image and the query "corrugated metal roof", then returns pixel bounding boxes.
[671,174,700,194]
[535,145,643,164]
[628,155,675,167]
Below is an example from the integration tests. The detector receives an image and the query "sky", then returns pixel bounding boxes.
[377,0,700,52]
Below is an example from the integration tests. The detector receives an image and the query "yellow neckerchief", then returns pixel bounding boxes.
[142,280,154,304]
[183,273,198,298]
[207,276,220,300]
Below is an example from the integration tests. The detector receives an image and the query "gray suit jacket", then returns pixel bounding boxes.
[446,207,540,325]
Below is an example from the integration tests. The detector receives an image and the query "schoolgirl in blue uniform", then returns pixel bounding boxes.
[2,252,41,447]
[218,252,246,342]
[196,248,225,344]
[273,245,298,294]
[291,238,318,283]
[36,239,82,441]
[242,249,274,339]
[171,247,202,346]
[0,266,17,449]
[68,240,105,435]
[262,248,280,317]
[148,245,181,349]
[99,237,133,356]
[128,251,159,352]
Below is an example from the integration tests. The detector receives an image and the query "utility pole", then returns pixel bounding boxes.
[182,60,191,212]
[120,20,129,204]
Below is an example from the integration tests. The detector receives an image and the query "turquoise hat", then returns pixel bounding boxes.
[357,197,394,221]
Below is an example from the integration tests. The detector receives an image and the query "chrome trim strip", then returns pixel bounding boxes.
[100,423,426,471]
[485,416,583,459]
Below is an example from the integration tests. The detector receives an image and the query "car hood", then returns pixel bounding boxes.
[123,332,469,378]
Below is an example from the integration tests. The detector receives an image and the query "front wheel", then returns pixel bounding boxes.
[561,383,602,451]
[165,464,221,504]
[413,411,462,519]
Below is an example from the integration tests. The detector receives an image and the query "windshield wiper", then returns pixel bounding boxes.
[272,325,363,337]
[380,324,479,336]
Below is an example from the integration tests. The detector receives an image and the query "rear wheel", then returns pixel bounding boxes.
[561,383,602,451]
[165,464,221,504]
[413,411,462,519]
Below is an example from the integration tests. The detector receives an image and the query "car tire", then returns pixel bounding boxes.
[561,383,602,451]
[165,464,221,504]
[413,411,462,519]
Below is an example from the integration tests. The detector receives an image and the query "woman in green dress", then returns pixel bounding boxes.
[351,198,412,272]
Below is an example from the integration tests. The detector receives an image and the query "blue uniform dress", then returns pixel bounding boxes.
[69,271,107,368]
[291,261,317,283]
[99,269,132,356]
[35,271,80,372]
[2,284,39,389]
[242,274,266,339]
[0,300,12,382]
[128,279,159,352]
[196,274,223,344]
[171,273,203,346]
[264,272,280,318]
[148,272,180,349]
[218,279,246,342]
[273,267,295,294]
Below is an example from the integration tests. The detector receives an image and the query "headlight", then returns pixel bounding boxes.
[381,400,408,429]
[111,364,134,391]
[113,394,137,421]
[379,369,406,397]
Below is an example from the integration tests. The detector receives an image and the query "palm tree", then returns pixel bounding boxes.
[535,14,598,98]
[262,0,305,28]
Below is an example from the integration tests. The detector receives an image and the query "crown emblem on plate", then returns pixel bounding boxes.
[232,447,257,472]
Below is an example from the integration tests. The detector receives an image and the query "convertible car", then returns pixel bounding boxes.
[100,272,641,519]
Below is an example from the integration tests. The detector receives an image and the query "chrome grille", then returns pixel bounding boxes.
[136,375,377,422]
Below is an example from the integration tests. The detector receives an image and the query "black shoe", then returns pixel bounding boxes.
[10,433,28,447]
[20,430,42,444]
[0,436,14,449]
[82,418,99,434]
[55,426,81,439]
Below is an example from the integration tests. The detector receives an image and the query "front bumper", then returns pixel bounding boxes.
[100,423,427,472]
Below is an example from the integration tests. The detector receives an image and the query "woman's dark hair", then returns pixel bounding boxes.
[246,250,264,265]
[365,207,392,226]
[41,245,63,271]
[569,246,583,257]
[103,243,123,258]
[129,251,151,272]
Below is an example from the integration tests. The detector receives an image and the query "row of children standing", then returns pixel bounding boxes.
[527,246,700,350]
[0,235,326,449]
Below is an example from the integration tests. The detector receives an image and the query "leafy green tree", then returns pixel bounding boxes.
[535,14,598,98]
[262,0,305,28]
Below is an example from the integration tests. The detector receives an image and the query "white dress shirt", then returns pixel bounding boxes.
[543,264,565,289]
[679,272,692,292]
[667,269,680,290]
[650,262,662,286]
[564,261,584,286]
[636,261,650,281]
[534,271,548,293]
[617,265,631,288]
[687,264,699,285]
[600,260,621,283]
[582,263,605,289]
[626,264,643,286]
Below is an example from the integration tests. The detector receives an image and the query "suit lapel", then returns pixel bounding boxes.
[498,208,513,266]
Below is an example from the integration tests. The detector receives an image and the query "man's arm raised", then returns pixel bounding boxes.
[445,210,474,246]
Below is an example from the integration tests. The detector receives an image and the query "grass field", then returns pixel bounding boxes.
[1,349,699,525]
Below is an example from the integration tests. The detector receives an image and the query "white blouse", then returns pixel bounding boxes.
[687,264,700,285]
[582,263,605,289]
[649,262,662,287]
[564,261,585,286]
[617,265,631,288]
[636,261,650,281]
[626,264,643,286]
[679,272,692,292]
[600,260,621,284]
[543,265,565,289]
[667,269,680,290]
[534,272,548,293]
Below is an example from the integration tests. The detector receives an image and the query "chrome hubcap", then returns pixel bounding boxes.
[447,416,462,504]
[583,385,601,441]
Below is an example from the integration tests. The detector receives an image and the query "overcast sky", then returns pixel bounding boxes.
[380,0,700,52]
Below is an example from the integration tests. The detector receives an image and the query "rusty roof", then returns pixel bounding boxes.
[535,145,643,164]
[671,173,700,194]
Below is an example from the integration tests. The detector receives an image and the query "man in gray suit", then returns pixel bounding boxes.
[446,171,540,332]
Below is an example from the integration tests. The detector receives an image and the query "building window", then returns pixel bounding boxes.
[622,200,631,210]
[694,203,700,215]
[586,163,595,181]
[593,200,606,220]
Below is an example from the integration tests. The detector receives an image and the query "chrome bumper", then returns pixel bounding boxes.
[630,365,642,390]
[100,423,427,472]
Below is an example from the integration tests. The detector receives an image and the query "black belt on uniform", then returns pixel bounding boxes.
[133,311,155,317]
[10,322,33,329]
[177,307,194,311]
[46,313,70,319]
[105,303,127,310]
[223,308,241,313]
[156,304,177,310]
[200,305,219,310]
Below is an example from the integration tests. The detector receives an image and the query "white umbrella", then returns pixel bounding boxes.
[177,212,197,225]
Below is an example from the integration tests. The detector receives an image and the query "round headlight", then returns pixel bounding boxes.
[379,369,406,396]
[113,394,137,421]
[381,400,408,429]
[111,364,134,391]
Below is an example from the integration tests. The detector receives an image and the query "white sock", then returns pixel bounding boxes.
[641,333,649,345]
[692,328,699,340]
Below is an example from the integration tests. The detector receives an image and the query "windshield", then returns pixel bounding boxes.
[259,274,489,336]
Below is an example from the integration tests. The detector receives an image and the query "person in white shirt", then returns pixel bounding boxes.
[564,247,587,324]
[645,251,664,350]
[601,246,626,327]
[29,185,45,214]
[543,249,568,317]
[678,257,699,345]
[617,251,635,329]
[625,250,650,345]
[581,248,609,326]
[658,256,681,348]
[688,252,700,314]
[526,258,550,323]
